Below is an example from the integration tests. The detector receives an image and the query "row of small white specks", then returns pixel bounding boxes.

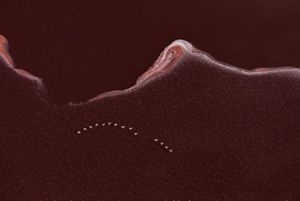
[76,121,139,136]
[105,122,139,136]
[75,121,173,153]
[152,138,173,153]
[76,122,99,134]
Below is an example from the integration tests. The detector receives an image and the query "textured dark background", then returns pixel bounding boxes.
[0,0,300,103]
[1,1,300,200]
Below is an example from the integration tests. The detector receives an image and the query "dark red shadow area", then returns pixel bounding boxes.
[0,0,300,103]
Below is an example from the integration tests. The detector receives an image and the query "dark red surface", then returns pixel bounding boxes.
[1,0,300,200]
[1,39,300,200]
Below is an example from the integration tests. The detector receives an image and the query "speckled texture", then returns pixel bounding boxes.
[1,40,300,201]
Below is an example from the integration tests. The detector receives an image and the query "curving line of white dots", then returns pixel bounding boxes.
[76,121,139,136]
[152,138,173,153]
[75,121,174,153]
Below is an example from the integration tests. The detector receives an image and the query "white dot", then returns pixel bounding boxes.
[133,132,139,136]
[88,125,93,129]
[160,142,164,145]
[164,146,169,149]
[77,131,81,134]
[168,149,173,153]
[153,138,159,142]
[128,127,133,130]
[121,126,126,129]
[108,122,112,126]
[83,128,87,131]
[102,123,106,126]
[95,123,99,127]
[114,123,118,127]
